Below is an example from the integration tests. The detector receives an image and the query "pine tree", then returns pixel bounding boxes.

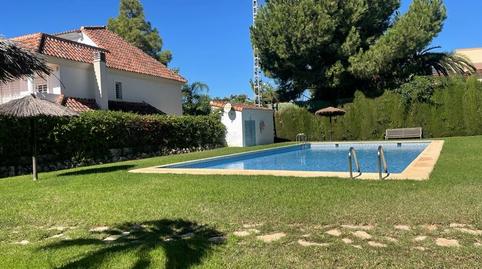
[251,0,451,101]
[108,0,172,65]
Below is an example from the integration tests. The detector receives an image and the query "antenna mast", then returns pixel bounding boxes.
[252,0,262,107]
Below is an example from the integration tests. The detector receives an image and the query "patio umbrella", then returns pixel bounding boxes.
[0,94,78,180]
[315,106,346,141]
[0,38,50,83]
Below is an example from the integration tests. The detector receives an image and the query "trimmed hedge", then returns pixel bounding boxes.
[0,111,226,166]
[276,76,482,141]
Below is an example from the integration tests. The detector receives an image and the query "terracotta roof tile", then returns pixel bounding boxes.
[81,27,185,83]
[11,27,186,83]
[63,97,98,113]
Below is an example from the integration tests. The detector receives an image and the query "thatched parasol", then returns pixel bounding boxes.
[0,39,50,83]
[0,94,78,180]
[315,106,346,141]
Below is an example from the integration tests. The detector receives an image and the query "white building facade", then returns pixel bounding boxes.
[0,27,185,114]
[211,101,275,147]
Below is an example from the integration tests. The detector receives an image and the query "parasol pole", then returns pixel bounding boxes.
[30,118,38,181]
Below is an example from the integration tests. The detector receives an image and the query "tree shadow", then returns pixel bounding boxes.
[58,165,135,176]
[41,219,225,269]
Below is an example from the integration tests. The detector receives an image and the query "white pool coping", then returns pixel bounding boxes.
[129,140,444,181]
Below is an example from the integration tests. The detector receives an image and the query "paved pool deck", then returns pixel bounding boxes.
[129,140,445,181]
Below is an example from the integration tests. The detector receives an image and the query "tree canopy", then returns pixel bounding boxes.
[251,0,457,101]
[182,82,211,116]
[108,0,172,65]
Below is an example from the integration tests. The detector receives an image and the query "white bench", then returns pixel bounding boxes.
[385,127,422,140]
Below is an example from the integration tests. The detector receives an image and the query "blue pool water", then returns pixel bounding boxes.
[164,143,429,173]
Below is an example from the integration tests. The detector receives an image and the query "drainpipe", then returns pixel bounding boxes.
[93,51,109,110]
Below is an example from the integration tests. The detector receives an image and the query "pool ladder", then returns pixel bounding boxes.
[348,146,390,180]
[348,147,362,179]
[377,146,390,180]
[296,133,308,149]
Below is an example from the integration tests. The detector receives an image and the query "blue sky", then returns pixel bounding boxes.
[1,0,481,98]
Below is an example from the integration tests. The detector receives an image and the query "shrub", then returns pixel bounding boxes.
[0,111,226,166]
[276,76,482,141]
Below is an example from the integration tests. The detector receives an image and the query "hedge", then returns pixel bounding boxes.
[276,76,482,141]
[0,111,226,166]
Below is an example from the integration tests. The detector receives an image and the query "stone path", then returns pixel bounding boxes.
[435,238,460,247]
[256,233,286,243]
[297,239,330,247]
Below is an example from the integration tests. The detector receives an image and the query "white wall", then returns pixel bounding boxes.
[221,109,244,147]
[107,69,183,115]
[48,56,182,115]
[49,57,97,99]
[219,108,274,147]
[242,109,275,146]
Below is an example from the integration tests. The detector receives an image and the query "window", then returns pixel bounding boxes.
[115,82,123,100]
[36,84,47,93]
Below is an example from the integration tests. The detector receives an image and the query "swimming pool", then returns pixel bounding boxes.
[164,142,429,173]
[131,141,444,180]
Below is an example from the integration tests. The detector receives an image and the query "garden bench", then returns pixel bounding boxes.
[385,127,422,140]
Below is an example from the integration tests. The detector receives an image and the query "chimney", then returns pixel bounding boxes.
[93,51,109,110]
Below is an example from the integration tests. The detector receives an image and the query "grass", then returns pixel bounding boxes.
[0,137,481,268]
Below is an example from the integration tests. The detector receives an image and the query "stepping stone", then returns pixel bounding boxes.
[352,231,372,240]
[454,228,482,236]
[257,233,286,243]
[234,229,260,237]
[368,241,387,248]
[352,245,363,249]
[122,231,131,236]
[394,225,411,231]
[48,226,68,231]
[49,233,64,239]
[384,236,398,243]
[421,224,438,231]
[413,246,427,251]
[342,238,353,244]
[449,223,469,228]
[243,223,263,229]
[90,226,110,233]
[103,235,123,242]
[297,239,330,247]
[413,236,428,242]
[208,236,226,244]
[16,240,29,245]
[180,233,194,239]
[435,238,460,247]
[233,231,251,237]
[326,229,342,237]
[341,225,374,230]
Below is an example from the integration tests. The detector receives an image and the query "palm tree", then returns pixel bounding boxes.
[0,38,50,83]
[182,82,210,115]
[413,46,476,76]
[250,80,279,108]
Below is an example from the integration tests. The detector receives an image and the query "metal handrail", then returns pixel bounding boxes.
[296,133,307,148]
[348,147,361,179]
[377,146,390,180]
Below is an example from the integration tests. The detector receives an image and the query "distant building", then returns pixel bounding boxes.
[0,26,186,115]
[210,100,274,147]
[455,48,482,79]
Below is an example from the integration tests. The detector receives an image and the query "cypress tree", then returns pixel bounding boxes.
[108,0,172,65]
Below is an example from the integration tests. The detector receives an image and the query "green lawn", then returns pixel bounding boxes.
[0,137,481,268]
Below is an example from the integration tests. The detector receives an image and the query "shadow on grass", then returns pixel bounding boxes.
[57,165,136,176]
[41,219,225,269]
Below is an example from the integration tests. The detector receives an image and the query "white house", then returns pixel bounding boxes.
[0,26,186,114]
[211,101,274,147]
